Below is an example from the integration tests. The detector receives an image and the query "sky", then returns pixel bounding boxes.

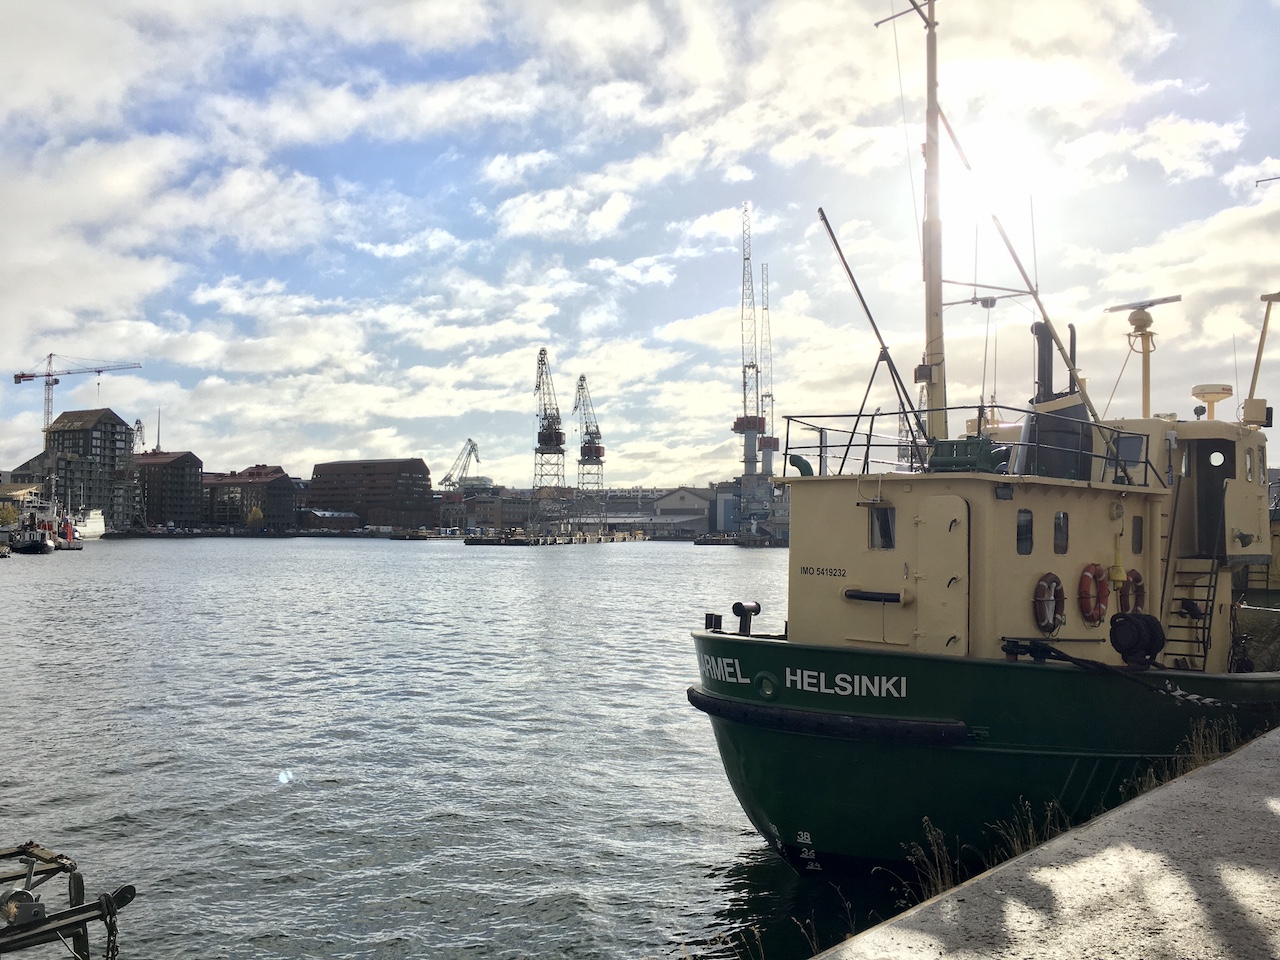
[2,0,1279,489]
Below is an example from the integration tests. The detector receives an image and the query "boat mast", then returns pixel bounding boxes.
[921,0,947,440]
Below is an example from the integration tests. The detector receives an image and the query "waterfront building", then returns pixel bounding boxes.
[12,408,137,530]
[135,450,204,529]
[308,458,435,529]
[464,492,530,532]
[652,486,712,537]
[204,464,297,532]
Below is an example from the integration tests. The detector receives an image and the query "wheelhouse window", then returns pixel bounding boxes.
[1017,509,1033,555]
[1247,447,1255,482]
[869,505,896,549]
[1053,512,1069,554]
[1132,515,1144,555]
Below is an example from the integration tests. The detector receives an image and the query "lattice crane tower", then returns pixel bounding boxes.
[732,203,763,477]
[532,348,566,533]
[758,262,778,478]
[571,374,606,538]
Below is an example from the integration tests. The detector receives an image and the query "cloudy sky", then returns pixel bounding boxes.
[3,0,1278,488]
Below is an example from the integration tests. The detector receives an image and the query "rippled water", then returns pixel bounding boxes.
[3,538,897,959]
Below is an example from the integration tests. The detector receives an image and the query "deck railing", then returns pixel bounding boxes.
[782,404,1160,487]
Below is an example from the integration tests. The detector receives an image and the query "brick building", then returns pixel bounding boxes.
[135,450,204,529]
[204,464,297,532]
[308,458,434,529]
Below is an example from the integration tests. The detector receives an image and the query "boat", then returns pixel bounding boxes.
[688,2,1280,874]
[72,508,106,540]
[9,529,55,555]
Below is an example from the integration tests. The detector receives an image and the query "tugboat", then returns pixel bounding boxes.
[688,1,1280,874]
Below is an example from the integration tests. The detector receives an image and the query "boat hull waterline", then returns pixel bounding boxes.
[690,630,1280,870]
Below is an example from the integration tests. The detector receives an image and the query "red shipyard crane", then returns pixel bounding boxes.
[532,348,566,534]
[14,353,142,437]
[571,374,606,537]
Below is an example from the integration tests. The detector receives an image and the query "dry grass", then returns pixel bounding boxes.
[896,717,1247,907]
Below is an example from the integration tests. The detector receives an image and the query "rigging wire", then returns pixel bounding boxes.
[891,3,921,255]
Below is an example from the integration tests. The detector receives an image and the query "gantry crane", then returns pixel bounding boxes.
[14,353,142,435]
[571,374,606,537]
[440,438,481,489]
[531,348,566,534]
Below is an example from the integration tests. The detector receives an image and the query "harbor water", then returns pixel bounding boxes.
[2,538,899,959]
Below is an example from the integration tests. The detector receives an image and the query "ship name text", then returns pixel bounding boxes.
[786,669,906,698]
[701,655,753,684]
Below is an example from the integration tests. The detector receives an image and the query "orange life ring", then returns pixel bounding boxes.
[1118,568,1145,614]
[1078,563,1110,625]
[1033,572,1066,633]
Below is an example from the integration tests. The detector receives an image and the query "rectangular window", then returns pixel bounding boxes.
[1132,515,1144,555]
[1017,509,1033,555]
[1053,511,1069,554]
[869,505,896,549]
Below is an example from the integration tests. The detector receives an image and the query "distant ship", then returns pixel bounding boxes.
[73,509,106,540]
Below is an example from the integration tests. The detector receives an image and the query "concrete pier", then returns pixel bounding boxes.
[820,727,1280,960]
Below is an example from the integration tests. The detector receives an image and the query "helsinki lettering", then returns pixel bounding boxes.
[785,668,906,698]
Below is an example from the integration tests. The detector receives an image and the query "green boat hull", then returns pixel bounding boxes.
[690,631,1280,870]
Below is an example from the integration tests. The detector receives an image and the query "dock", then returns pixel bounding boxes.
[820,727,1280,960]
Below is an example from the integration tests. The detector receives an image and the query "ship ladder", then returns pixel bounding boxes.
[1165,557,1218,670]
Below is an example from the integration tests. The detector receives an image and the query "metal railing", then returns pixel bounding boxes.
[782,403,1161,487]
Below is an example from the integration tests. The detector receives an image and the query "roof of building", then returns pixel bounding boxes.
[136,450,201,466]
[48,408,129,431]
[312,458,429,473]
[204,467,293,487]
[0,483,43,500]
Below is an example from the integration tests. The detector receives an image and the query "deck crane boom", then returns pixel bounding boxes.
[440,438,481,489]
[532,348,566,534]
[571,375,606,537]
[14,353,143,435]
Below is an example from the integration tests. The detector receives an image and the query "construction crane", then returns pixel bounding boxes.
[571,374,606,537]
[757,261,779,477]
[14,353,142,434]
[532,348,566,534]
[440,438,481,490]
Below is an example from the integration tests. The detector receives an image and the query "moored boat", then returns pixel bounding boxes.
[72,508,106,540]
[688,2,1280,874]
[9,529,56,555]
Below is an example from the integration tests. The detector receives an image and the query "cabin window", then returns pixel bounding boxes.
[1053,512,1069,554]
[1182,447,1190,477]
[1261,446,1268,484]
[869,506,896,549]
[1016,509,1033,555]
[1246,447,1255,482]
[1132,515,1144,555]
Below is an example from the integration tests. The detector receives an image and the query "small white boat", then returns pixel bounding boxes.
[73,508,106,540]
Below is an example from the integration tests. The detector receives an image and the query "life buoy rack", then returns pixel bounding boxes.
[1078,563,1110,625]
[1118,568,1145,614]
[1033,573,1066,633]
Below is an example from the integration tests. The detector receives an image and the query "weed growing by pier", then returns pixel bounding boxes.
[890,716,1247,907]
